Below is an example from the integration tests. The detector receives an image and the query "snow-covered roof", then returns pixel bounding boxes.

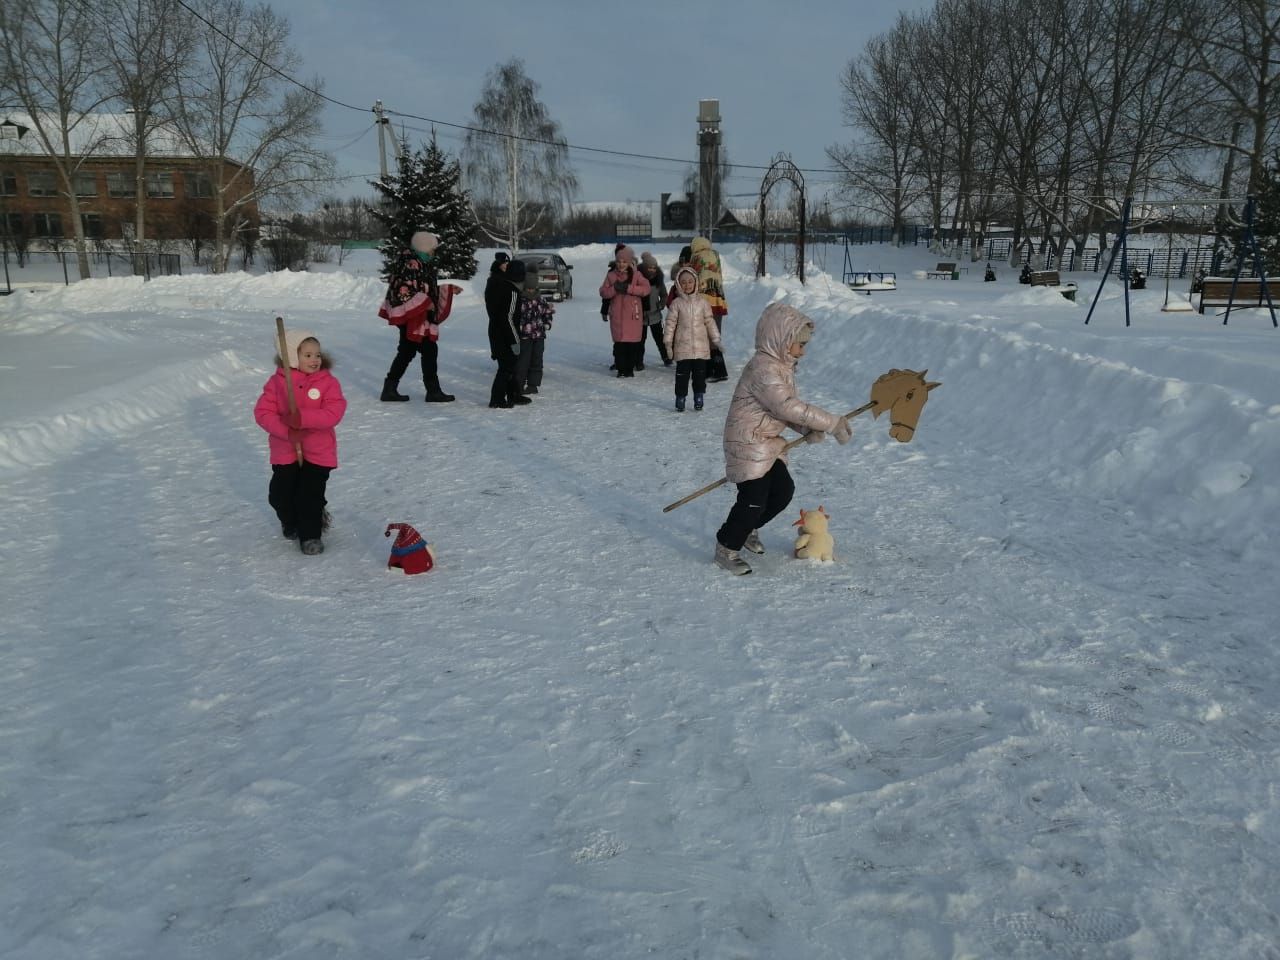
[718,206,800,230]
[568,200,654,219]
[0,111,207,160]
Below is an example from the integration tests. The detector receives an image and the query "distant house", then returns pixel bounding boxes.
[0,112,259,247]
[715,206,801,240]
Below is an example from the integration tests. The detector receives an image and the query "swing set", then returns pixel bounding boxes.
[1084,196,1276,327]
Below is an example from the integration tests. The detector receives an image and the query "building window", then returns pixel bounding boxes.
[33,212,63,237]
[28,171,58,197]
[81,213,104,239]
[145,171,175,198]
[106,172,132,197]
[187,170,214,198]
[1,213,22,237]
[1,171,15,196]
[74,172,97,197]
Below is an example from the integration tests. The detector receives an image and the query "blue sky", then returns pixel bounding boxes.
[270,0,932,207]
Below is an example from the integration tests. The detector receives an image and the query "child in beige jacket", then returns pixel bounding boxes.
[663,266,722,411]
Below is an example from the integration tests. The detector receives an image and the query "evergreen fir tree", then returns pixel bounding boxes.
[1252,151,1280,275]
[371,133,479,280]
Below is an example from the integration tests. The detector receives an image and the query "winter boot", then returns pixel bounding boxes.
[675,395,686,412]
[714,541,752,576]
[424,376,455,403]
[300,538,324,556]
[381,378,410,402]
[281,523,298,540]
[742,529,765,555]
[694,393,704,411]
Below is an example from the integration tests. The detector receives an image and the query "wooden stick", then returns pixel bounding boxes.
[275,315,303,465]
[661,399,879,513]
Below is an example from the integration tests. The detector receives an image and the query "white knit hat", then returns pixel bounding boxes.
[410,231,439,254]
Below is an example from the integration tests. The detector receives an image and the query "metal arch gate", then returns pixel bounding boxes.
[756,156,807,284]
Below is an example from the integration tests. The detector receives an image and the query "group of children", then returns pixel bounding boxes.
[256,240,852,573]
[599,243,729,413]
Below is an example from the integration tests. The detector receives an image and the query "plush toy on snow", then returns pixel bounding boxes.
[792,506,835,561]
[385,522,435,574]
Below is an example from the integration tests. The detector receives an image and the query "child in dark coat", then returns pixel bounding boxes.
[516,271,555,394]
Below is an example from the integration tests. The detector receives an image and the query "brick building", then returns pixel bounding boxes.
[0,112,258,249]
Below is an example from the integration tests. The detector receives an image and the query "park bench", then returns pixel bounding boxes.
[1197,277,1274,314]
[847,271,897,294]
[927,262,957,279]
[1029,269,1078,302]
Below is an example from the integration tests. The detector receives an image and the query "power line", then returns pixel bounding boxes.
[168,0,846,180]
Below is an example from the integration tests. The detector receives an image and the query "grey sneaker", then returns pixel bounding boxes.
[742,529,765,555]
[714,541,751,575]
[300,539,324,556]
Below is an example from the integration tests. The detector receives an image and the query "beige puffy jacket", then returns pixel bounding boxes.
[663,267,722,361]
[722,303,843,483]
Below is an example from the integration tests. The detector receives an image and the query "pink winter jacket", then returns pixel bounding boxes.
[254,367,347,468]
[722,303,843,483]
[599,267,651,343]
[663,267,721,361]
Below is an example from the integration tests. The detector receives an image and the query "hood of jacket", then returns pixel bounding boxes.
[754,302,813,365]
[673,266,700,300]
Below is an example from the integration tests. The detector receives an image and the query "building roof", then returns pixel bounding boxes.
[0,111,210,160]
[717,206,800,230]
[568,200,654,219]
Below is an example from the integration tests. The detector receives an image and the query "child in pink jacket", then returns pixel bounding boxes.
[253,329,347,555]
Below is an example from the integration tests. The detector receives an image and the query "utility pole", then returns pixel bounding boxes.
[373,100,392,180]
[697,99,721,240]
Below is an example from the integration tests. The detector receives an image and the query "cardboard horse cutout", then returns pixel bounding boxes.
[662,367,941,513]
[869,368,940,443]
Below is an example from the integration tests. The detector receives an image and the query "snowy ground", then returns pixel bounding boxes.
[1,244,1278,959]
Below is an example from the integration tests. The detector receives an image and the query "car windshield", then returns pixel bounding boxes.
[522,256,554,269]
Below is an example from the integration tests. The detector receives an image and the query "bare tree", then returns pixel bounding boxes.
[1179,0,1280,197]
[462,59,578,253]
[679,147,733,228]
[99,0,193,272]
[828,21,926,244]
[0,0,110,279]
[170,0,333,272]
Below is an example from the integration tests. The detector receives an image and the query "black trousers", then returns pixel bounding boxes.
[613,340,642,376]
[640,322,670,364]
[716,459,795,551]
[516,338,545,390]
[707,316,728,381]
[269,461,332,541]
[386,326,439,387]
[490,340,520,404]
[674,358,708,398]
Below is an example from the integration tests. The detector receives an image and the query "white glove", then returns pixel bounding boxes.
[831,418,852,445]
[804,429,826,445]
[510,343,520,356]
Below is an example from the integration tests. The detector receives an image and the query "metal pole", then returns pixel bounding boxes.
[1163,207,1172,305]
[1085,197,1131,325]
[373,100,389,180]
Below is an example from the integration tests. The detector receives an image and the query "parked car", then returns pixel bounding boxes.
[520,251,574,301]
